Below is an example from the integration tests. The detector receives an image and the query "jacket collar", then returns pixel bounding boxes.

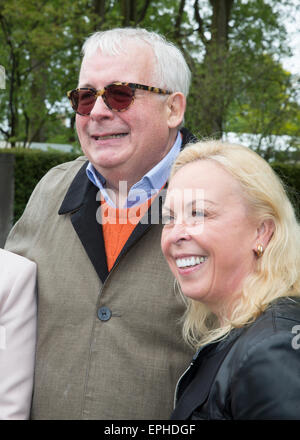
[192,326,245,362]
[58,160,90,215]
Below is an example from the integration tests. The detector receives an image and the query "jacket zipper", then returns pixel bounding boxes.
[173,361,194,409]
[173,343,211,409]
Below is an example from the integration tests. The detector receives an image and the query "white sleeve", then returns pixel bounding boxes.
[0,254,37,419]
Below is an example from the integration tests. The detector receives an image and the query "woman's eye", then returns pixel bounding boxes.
[191,210,205,218]
[162,214,174,224]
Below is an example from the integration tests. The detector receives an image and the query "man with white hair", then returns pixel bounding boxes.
[5,27,195,420]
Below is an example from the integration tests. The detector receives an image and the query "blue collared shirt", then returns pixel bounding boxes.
[86,131,182,208]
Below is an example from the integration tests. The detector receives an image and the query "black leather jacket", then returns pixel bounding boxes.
[171,297,300,420]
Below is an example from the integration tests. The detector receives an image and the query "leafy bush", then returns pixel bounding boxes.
[0,149,80,223]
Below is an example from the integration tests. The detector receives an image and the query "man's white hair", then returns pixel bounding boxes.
[81,27,191,97]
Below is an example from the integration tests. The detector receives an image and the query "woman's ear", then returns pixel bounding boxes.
[166,92,186,128]
[253,219,275,254]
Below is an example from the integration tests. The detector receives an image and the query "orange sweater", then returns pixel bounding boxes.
[100,198,153,271]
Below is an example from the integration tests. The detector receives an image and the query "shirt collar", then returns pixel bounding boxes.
[86,131,182,208]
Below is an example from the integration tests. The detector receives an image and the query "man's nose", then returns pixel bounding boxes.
[90,96,114,120]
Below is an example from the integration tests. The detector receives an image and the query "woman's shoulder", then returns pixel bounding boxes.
[230,296,300,365]
[245,296,300,336]
[0,249,36,274]
[269,296,300,323]
[227,297,300,420]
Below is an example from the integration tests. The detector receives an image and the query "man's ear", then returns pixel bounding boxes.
[166,92,186,128]
[254,219,275,251]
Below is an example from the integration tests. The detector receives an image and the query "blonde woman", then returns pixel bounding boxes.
[0,249,37,419]
[161,140,300,420]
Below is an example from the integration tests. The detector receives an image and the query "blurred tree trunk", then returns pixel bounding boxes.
[0,12,19,146]
[122,0,136,25]
[174,0,186,40]
[121,0,151,26]
[194,0,234,137]
[27,58,48,143]
[93,0,106,29]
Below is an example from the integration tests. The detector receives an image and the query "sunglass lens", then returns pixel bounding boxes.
[74,89,96,115]
[105,84,134,111]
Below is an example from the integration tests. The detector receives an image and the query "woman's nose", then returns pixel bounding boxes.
[168,222,192,244]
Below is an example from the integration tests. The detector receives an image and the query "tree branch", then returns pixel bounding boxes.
[0,126,9,138]
[174,0,186,40]
[137,0,151,24]
[194,0,208,44]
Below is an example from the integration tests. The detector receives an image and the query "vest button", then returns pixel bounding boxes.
[97,306,112,321]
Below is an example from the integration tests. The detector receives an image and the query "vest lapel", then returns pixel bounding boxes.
[59,162,109,283]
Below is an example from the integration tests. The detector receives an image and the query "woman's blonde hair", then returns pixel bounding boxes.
[170,140,300,349]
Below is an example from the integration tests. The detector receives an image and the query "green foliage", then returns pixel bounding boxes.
[271,162,300,218]
[224,54,300,160]
[183,0,300,150]
[0,148,80,222]
[1,0,300,162]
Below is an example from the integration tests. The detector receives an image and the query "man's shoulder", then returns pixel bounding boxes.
[17,156,89,212]
[47,156,88,175]
[36,156,88,191]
